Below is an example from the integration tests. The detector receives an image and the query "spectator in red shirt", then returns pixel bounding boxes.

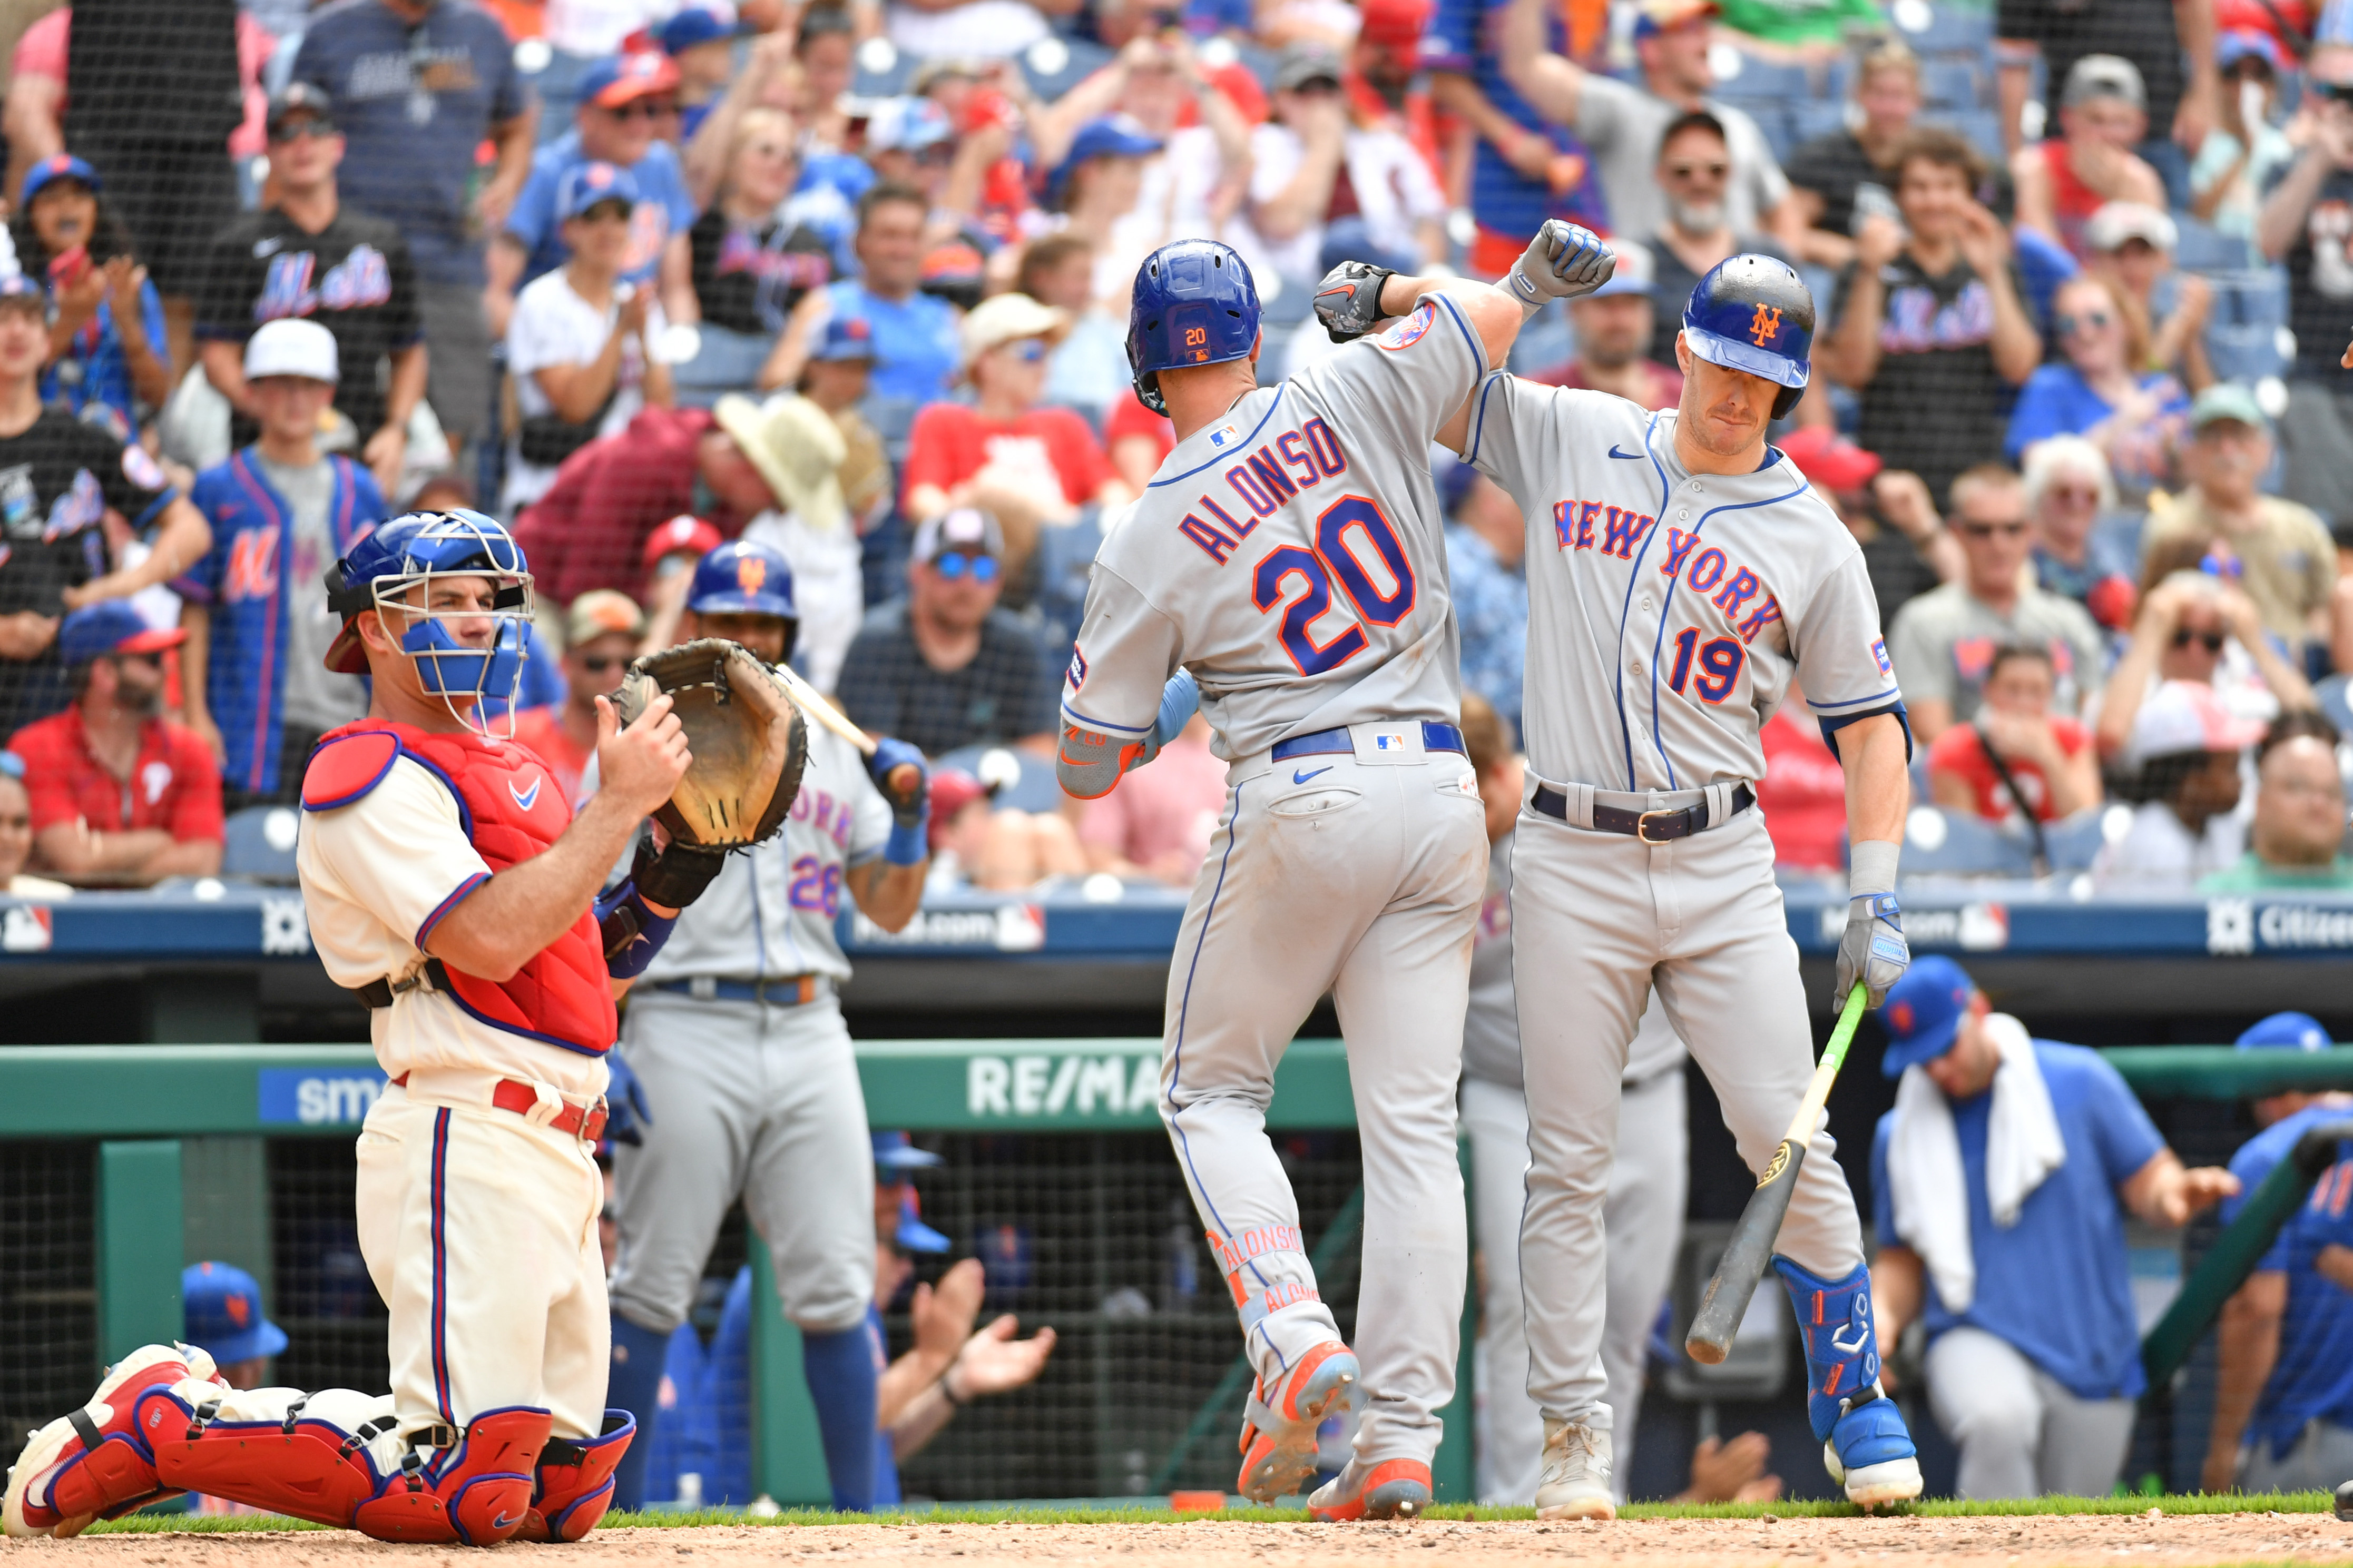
[1758,679,1849,872]
[1527,240,1682,410]
[512,405,782,606]
[5,601,223,884]
[1928,643,2103,829]
[1105,389,1176,495]
[901,292,1133,581]
[514,589,644,805]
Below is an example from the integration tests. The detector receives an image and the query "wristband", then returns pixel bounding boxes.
[885,815,929,867]
[1848,839,1900,900]
[1499,267,1546,323]
[599,885,679,979]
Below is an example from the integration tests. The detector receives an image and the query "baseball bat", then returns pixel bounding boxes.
[1684,983,1870,1365]
[768,658,925,798]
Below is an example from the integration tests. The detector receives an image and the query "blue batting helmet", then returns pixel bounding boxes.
[687,539,798,622]
[324,509,533,706]
[1126,239,1260,415]
[1681,254,1815,420]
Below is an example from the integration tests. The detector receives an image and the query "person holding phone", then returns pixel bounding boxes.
[8,154,169,436]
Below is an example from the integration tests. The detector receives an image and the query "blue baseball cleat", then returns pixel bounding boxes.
[1822,1390,1924,1507]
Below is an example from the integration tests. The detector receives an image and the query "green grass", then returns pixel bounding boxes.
[76,1492,2341,1534]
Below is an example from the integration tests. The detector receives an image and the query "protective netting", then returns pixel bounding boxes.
[0,1141,96,1465]
[266,1137,388,1401]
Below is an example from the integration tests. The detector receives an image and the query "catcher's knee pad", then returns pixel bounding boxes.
[1773,1255,1881,1442]
[350,1407,553,1546]
[3,1344,221,1537]
[150,1385,405,1530]
[519,1411,634,1542]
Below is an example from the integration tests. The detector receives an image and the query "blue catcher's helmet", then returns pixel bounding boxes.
[1126,239,1261,415]
[1681,254,1816,421]
[323,509,533,708]
[686,539,798,624]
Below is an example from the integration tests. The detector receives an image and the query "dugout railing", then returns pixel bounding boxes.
[1,1043,2348,1505]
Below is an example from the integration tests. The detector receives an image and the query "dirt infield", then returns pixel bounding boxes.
[17,1513,2353,1566]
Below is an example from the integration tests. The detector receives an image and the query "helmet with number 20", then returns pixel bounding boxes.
[1127,240,1262,416]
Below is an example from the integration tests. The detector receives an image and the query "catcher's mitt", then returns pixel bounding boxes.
[612,638,807,849]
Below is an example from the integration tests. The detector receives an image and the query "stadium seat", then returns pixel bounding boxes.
[223,806,301,883]
[935,742,1064,814]
[1919,57,1983,111]
[1020,36,1111,102]
[1890,2,1994,58]
[1790,98,1852,147]
[1708,50,1809,109]
[2041,807,2111,872]
[2205,322,2288,384]
[669,326,772,411]
[2175,216,2254,272]
[1899,804,2037,877]
[851,36,916,97]
[2315,673,2353,736]
[1924,108,2004,165]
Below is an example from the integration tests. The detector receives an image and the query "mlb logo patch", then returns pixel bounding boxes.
[1372,731,1404,751]
[1871,638,1892,676]
[1066,646,1088,691]
[1208,425,1240,449]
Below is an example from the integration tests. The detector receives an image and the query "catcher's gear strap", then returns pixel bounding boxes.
[1056,712,1154,801]
[518,1411,635,1544]
[350,1406,552,1545]
[612,639,807,850]
[356,957,450,1009]
[148,1383,409,1531]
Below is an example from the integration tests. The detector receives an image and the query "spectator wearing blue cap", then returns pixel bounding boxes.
[8,154,168,436]
[1866,957,2238,1498]
[182,1260,288,1390]
[4,601,223,884]
[491,51,696,341]
[0,273,205,741]
[658,7,748,143]
[797,316,891,533]
[2204,1012,2353,1494]
[180,318,387,809]
[501,161,678,517]
[291,0,535,467]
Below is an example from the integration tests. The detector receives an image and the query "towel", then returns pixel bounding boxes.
[1885,1012,2068,1313]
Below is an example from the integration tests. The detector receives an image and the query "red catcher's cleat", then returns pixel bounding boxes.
[1234,1340,1357,1504]
[3,1344,221,1538]
[1308,1457,1433,1521]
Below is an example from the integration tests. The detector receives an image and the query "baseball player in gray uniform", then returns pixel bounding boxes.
[1055,227,1613,1521]
[592,539,932,1515]
[1457,255,1921,1517]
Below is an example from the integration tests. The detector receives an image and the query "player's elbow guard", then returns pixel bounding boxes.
[1056,718,1150,800]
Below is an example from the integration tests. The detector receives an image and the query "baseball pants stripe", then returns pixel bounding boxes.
[1159,754,1485,1467]
[1511,806,1864,1426]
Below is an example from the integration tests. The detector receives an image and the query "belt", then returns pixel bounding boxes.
[386,1072,609,1142]
[651,974,819,1006]
[1271,721,1465,762]
[1532,781,1755,843]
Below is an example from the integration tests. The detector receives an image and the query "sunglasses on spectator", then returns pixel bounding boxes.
[2171,629,2225,652]
[2047,484,2100,504]
[269,117,338,143]
[932,551,1001,582]
[579,655,624,673]
[602,99,674,121]
[1003,339,1051,363]
[110,652,164,670]
[1666,161,1729,180]
[2055,310,2113,334]
[1958,520,2028,538]
[2313,81,2353,104]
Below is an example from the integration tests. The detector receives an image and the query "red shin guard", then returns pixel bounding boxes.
[519,1412,635,1542]
[350,1408,553,1545]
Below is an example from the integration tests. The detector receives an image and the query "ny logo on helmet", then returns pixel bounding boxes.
[737,556,767,594]
[1748,304,1782,346]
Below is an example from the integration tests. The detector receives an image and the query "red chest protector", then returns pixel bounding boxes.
[303,719,616,1056]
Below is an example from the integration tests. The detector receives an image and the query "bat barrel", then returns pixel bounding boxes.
[1684,1140,1805,1365]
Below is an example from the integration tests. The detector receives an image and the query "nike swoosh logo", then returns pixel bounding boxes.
[1608,445,1642,459]
[1315,285,1357,299]
[1292,766,1333,784]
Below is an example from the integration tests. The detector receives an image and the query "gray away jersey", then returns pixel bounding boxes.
[1063,294,1488,760]
[587,723,893,983]
[1464,376,1903,791]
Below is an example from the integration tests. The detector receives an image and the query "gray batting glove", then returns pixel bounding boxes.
[1503,220,1614,310]
[1836,893,1910,1009]
[1314,260,1398,342]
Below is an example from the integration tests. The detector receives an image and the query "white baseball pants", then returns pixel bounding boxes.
[1160,744,1486,1468]
[1511,804,1865,1427]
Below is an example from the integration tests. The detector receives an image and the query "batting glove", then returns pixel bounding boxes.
[1836,892,1910,1009]
[867,736,932,865]
[1503,220,1614,315]
[603,1054,652,1147]
[1313,260,1398,343]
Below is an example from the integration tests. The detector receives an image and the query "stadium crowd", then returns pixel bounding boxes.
[0,0,2351,1514]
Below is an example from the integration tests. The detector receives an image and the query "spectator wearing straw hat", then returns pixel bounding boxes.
[903,292,1127,584]
[2206,1012,2353,1495]
[715,391,867,693]
[180,318,386,809]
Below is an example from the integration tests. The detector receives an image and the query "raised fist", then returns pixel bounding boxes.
[1313,260,1398,343]
[1504,220,1614,308]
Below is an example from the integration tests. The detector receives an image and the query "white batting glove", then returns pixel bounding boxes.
[1502,221,1614,317]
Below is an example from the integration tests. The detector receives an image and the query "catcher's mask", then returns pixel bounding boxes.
[325,509,534,733]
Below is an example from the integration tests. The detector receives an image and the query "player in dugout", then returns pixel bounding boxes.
[1867,958,2238,1499]
[4,509,719,1545]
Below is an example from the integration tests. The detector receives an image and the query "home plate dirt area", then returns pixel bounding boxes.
[17,1513,2353,1567]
